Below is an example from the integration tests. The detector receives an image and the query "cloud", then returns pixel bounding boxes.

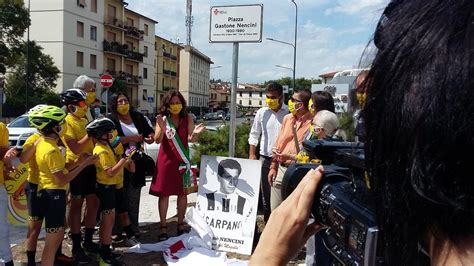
[126,0,385,83]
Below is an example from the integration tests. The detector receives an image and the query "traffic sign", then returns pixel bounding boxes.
[100,74,114,88]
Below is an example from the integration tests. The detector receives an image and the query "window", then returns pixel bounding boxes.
[90,54,96,69]
[259,100,262,105]
[143,68,148,79]
[108,5,116,20]
[259,92,262,97]
[226,96,229,102]
[239,100,242,105]
[107,58,115,71]
[239,92,242,97]
[126,64,133,75]
[249,100,252,105]
[76,51,84,67]
[126,41,134,51]
[154,42,157,50]
[126,18,134,27]
[144,46,148,57]
[77,0,86,8]
[77,21,84,37]
[144,24,149,36]
[107,31,116,42]
[90,26,97,41]
[249,92,252,97]
[91,0,97,12]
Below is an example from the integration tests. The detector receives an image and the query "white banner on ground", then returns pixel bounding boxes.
[196,155,261,255]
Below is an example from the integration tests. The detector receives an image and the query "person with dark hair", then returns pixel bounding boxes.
[309,91,335,115]
[268,88,312,211]
[248,82,288,222]
[353,70,369,142]
[59,89,99,262]
[251,1,474,265]
[150,90,205,241]
[107,92,155,239]
[216,158,242,194]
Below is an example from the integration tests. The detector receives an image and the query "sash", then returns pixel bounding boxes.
[165,117,194,192]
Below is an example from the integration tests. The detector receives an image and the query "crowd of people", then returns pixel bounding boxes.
[1,1,472,265]
[0,74,205,265]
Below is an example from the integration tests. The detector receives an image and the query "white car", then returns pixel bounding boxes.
[7,114,37,147]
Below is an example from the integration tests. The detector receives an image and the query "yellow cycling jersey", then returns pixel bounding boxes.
[110,129,125,188]
[23,132,42,184]
[62,114,94,163]
[0,122,8,185]
[94,142,118,185]
[36,137,68,190]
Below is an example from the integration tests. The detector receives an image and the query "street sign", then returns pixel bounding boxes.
[147,96,154,103]
[100,74,113,88]
[209,4,263,43]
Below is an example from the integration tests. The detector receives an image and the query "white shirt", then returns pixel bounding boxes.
[120,120,139,147]
[248,105,289,157]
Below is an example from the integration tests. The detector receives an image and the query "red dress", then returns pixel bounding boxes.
[149,116,189,197]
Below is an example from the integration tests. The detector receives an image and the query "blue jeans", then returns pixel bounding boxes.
[0,185,12,263]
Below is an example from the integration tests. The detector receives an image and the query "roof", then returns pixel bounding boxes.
[125,8,158,23]
[237,83,265,92]
[318,71,338,78]
[183,45,213,64]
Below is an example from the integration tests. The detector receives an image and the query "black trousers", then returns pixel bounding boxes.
[260,155,272,222]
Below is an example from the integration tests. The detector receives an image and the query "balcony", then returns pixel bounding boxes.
[163,52,177,61]
[163,86,176,91]
[125,50,144,62]
[109,71,143,85]
[124,23,144,40]
[103,40,128,56]
[162,69,177,77]
[104,16,125,31]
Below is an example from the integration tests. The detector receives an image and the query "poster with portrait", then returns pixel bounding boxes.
[196,155,261,255]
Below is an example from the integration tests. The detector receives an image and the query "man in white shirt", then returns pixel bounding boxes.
[248,82,288,222]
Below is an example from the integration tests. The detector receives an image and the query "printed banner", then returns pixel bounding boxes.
[196,155,261,255]
[5,158,28,225]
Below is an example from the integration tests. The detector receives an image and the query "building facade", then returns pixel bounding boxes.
[154,36,181,107]
[179,46,212,111]
[28,0,157,113]
[208,82,230,110]
[236,83,265,109]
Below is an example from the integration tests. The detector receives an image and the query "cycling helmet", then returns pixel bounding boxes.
[60,89,87,106]
[28,105,66,131]
[86,118,116,139]
[28,104,47,114]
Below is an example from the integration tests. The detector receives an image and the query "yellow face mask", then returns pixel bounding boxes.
[308,98,315,116]
[288,99,295,114]
[117,104,130,116]
[73,105,87,118]
[357,92,367,107]
[265,98,279,110]
[86,92,96,105]
[169,103,183,115]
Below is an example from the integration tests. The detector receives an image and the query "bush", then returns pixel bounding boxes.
[191,123,250,164]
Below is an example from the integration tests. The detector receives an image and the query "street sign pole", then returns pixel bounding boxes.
[229,42,239,157]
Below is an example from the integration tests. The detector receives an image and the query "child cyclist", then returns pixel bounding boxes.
[109,129,140,247]
[20,105,74,265]
[86,118,135,265]
[29,105,97,266]
[60,89,100,263]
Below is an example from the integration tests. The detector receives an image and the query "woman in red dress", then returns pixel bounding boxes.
[149,90,204,241]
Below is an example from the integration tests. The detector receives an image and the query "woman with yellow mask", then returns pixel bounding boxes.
[107,92,155,239]
[59,89,99,263]
[150,90,205,241]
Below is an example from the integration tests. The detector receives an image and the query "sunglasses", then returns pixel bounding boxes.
[291,97,303,103]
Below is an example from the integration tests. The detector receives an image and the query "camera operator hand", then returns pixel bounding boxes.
[251,166,325,266]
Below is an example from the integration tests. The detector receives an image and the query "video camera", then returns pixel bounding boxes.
[281,139,380,266]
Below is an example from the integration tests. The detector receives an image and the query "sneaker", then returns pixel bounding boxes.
[73,249,93,265]
[83,241,100,254]
[99,254,124,266]
[54,253,75,265]
[124,236,140,247]
[112,234,125,244]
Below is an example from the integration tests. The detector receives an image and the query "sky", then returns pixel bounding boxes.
[127,0,389,83]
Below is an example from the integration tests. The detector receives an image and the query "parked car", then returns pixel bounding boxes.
[7,114,37,147]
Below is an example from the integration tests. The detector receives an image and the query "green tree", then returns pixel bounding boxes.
[263,77,322,90]
[191,123,251,165]
[3,41,60,116]
[0,1,30,73]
